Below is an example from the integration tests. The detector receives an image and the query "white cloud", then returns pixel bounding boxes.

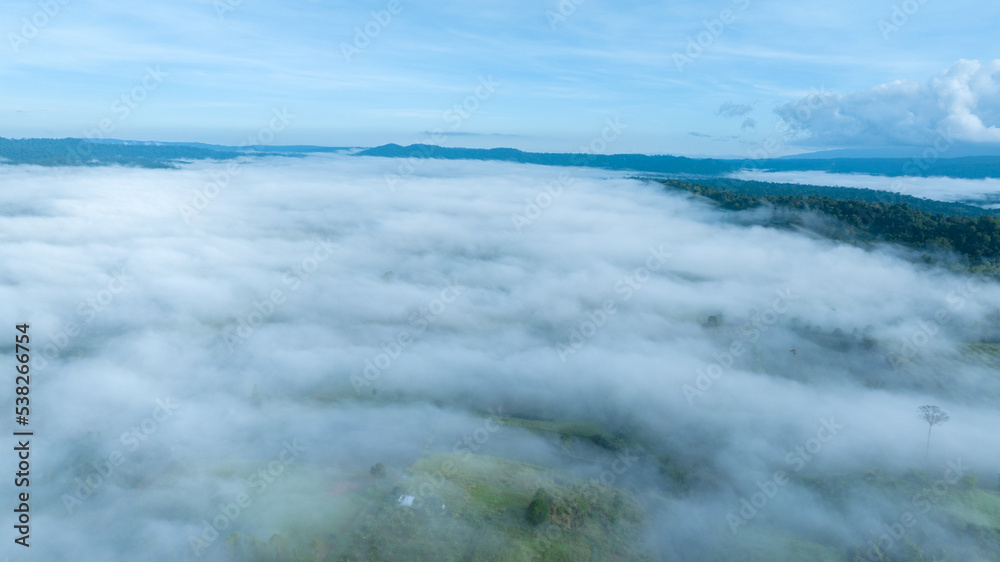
[777,59,1000,147]
[729,169,1000,204]
[2,155,999,559]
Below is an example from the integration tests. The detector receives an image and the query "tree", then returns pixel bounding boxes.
[918,405,950,459]
[526,489,552,526]
[369,463,386,478]
[268,533,289,562]
[225,533,243,560]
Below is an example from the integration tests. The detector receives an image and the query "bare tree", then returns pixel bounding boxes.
[918,405,950,459]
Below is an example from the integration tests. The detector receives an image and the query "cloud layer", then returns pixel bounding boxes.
[777,59,1000,147]
[2,155,999,559]
[729,169,1000,205]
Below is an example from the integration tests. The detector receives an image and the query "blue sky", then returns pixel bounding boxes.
[1,0,998,156]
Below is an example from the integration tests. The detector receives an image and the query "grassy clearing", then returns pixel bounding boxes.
[961,343,1000,371]
[496,416,632,451]
[323,452,650,561]
[717,527,847,562]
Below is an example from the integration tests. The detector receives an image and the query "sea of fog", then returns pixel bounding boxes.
[1,154,999,560]
[730,169,1000,207]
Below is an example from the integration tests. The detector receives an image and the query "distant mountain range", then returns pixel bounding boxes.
[780,143,1000,159]
[0,137,354,168]
[83,138,355,154]
[3,138,1000,179]
[358,143,1000,179]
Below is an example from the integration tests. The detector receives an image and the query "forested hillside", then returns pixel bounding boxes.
[673,176,997,217]
[358,143,1000,179]
[657,178,1000,263]
[0,137,241,167]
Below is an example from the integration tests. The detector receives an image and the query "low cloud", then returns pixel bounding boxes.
[2,155,998,560]
[718,102,755,118]
[729,169,1000,205]
[419,131,523,138]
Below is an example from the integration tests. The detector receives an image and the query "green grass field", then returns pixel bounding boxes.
[201,411,1000,562]
[323,452,651,561]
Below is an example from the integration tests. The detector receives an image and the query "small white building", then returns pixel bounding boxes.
[397,495,415,507]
